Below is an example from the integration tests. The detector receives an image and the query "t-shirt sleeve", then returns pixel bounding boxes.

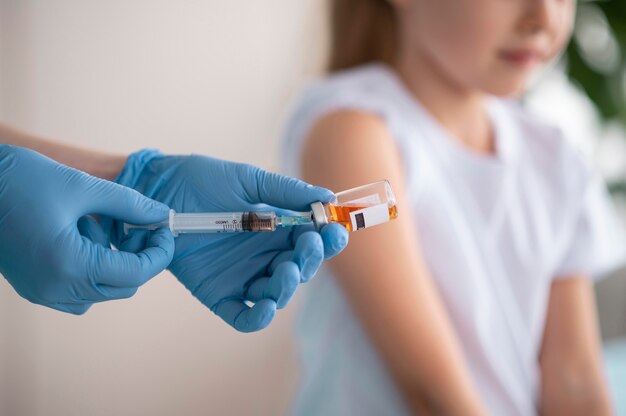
[281,86,387,179]
[554,169,626,281]
[281,77,419,190]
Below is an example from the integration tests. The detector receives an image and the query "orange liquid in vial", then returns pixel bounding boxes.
[327,204,398,232]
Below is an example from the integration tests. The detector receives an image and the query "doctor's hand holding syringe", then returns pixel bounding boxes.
[0,123,349,332]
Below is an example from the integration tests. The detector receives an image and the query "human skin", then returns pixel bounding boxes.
[0,124,126,180]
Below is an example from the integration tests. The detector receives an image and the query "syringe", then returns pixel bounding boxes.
[124,209,313,237]
[125,181,397,237]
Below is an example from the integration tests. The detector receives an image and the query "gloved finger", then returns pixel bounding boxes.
[268,224,348,276]
[82,177,170,225]
[320,223,349,259]
[245,262,300,309]
[262,224,316,274]
[77,216,110,248]
[60,283,138,304]
[245,168,335,211]
[91,285,138,301]
[212,298,276,333]
[267,231,324,281]
[88,227,174,288]
[287,222,316,243]
[49,302,92,315]
[290,231,324,283]
[267,251,292,275]
[117,229,151,253]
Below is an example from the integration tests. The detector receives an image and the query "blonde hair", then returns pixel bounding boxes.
[328,0,397,72]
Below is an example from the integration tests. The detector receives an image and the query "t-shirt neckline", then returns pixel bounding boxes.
[366,63,520,171]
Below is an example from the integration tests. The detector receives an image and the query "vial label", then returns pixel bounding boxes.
[349,203,390,230]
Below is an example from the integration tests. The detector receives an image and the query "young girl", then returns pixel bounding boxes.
[282,0,625,414]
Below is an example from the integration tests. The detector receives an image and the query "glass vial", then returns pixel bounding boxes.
[310,180,398,232]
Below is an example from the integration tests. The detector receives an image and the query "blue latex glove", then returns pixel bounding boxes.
[111,149,349,332]
[0,145,175,314]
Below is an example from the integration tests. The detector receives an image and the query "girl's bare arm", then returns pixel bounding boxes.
[539,276,613,416]
[300,110,486,415]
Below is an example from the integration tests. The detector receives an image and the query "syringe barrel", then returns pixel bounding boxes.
[169,210,278,235]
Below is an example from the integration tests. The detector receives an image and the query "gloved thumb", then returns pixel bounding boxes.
[82,227,175,289]
[82,176,170,225]
[77,216,111,248]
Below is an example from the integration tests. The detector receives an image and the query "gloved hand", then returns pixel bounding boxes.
[0,145,175,314]
[111,149,349,332]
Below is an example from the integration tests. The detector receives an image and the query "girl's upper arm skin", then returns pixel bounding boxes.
[300,110,485,415]
[539,276,613,416]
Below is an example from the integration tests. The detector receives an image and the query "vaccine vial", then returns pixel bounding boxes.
[310,180,398,232]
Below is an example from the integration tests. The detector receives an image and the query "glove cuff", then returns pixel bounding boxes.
[116,148,163,188]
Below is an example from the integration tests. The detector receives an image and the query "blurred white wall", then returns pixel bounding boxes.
[0,1,328,415]
[0,1,5,116]
[1,1,9,409]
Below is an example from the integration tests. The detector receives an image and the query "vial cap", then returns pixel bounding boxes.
[310,201,328,231]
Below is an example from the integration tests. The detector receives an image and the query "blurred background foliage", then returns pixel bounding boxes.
[566,0,626,193]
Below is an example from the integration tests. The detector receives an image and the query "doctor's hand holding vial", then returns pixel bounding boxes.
[0,124,348,330]
[108,149,348,332]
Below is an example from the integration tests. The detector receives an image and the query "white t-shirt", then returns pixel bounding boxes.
[281,64,626,416]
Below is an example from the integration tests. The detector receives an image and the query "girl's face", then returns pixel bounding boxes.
[392,0,576,96]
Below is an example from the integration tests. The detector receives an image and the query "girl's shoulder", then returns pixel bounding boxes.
[281,64,417,178]
[292,63,409,121]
